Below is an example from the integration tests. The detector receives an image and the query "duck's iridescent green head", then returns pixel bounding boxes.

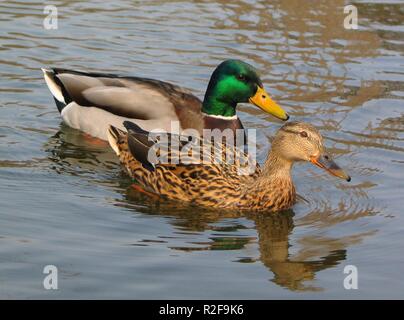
[202,59,289,120]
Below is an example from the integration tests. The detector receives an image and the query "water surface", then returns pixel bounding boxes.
[0,0,403,298]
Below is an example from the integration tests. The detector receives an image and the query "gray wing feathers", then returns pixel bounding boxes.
[55,73,178,119]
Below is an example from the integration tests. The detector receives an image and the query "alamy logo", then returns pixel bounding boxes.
[144,121,257,175]
[344,5,358,30]
[43,265,58,290]
[43,5,58,30]
[343,265,358,290]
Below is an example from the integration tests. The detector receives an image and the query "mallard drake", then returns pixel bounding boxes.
[107,121,351,212]
[42,60,289,141]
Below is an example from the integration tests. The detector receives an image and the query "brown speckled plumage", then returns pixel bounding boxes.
[108,121,349,212]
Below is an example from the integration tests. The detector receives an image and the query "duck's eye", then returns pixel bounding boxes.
[237,74,246,81]
[300,131,308,138]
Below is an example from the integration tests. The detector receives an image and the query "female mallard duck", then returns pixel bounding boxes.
[42,60,289,141]
[107,121,351,212]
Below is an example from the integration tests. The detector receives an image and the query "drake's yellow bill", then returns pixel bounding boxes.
[249,86,289,121]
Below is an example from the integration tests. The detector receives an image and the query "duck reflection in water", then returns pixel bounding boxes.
[121,188,375,292]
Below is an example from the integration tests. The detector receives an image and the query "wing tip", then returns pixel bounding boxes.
[123,121,149,134]
[126,130,156,172]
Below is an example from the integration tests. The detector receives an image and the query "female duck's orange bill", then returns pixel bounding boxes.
[310,153,351,182]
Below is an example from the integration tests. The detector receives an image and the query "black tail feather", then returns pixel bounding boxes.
[53,97,66,113]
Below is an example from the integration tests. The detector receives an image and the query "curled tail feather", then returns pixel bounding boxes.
[41,68,70,112]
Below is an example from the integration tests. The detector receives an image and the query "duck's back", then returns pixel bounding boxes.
[42,68,204,139]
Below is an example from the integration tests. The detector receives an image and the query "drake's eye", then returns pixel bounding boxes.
[237,74,245,81]
[300,131,308,138]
